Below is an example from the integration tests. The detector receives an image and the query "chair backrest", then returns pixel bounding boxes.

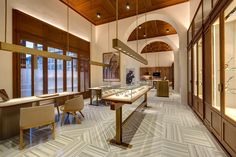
[64,95,84,111]
[20,105,55,129]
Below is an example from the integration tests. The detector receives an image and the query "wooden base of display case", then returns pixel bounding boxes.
[105,89,150,148]
[222,119,236,156]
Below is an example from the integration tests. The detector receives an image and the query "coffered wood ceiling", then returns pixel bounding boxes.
[128,20,177,41]
[60,0,188,25]
[141,41,173,53]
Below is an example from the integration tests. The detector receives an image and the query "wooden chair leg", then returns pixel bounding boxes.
[52,122,55,140]
[79,111,85,118]
[56,106,60,117]
[72,112,81,124]
[61,112,65,126]
[19,129,24,150]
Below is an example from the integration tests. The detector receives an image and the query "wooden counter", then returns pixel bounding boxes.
[0,92,80,140]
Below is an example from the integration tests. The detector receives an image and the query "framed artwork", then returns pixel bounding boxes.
[126,68,135,84]
[103,52,120,82]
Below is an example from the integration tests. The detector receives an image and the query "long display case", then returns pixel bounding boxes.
[102,84,151,103]
[90,81,152,105]
[188,0,236,156]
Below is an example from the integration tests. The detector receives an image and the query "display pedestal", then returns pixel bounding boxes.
[108,92,148,149]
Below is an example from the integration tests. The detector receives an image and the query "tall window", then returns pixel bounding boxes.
[80,60,85,92]
[80,60,90,92]
[20,41,43,97]
[34,45,43,96]
[48,47,64,93]
[67,52,78,92]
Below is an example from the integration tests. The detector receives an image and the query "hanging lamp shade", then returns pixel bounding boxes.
[112,0,148,65]
[112,39,148,65]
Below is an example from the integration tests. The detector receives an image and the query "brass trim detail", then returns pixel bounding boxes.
[0,42,72,61]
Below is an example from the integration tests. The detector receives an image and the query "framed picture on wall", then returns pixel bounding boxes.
[103,51,120,82]
[0,89,10,102]
[126,68,135,84]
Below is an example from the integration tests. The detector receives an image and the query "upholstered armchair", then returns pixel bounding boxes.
[60,95,85,126]
[19,105,55,150]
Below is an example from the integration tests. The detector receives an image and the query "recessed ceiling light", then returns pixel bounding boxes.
[96,13,101,19]
[143,33,146,37]
[166,29,170,33]
[139,26,142,29]
[126,3,130,10]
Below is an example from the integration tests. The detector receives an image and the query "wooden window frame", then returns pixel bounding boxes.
[12,9,91,98]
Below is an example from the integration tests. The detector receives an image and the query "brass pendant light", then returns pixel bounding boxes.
[89,0,109,67]
[0,0,71,61]
[112,0,148,65]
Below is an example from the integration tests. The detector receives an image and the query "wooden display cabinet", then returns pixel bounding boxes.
[188,0,236,156]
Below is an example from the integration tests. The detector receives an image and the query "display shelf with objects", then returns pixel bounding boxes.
[102,82,152,148]
[89,85,122,106]
[102,84,151,103]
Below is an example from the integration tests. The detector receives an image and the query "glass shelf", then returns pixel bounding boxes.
[224,2,236,121]
[102,82,151,102]
[212,17,221,111]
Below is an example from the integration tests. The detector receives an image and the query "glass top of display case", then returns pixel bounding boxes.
[102,82,152,103]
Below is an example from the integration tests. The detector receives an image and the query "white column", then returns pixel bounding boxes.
[174,51,180,93]
[179,48,188,105]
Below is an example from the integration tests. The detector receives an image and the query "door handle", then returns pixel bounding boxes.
[218,83,223,92]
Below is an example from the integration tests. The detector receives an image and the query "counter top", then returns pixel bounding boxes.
[0,92,80,108]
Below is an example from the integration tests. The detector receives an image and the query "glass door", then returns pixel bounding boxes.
[198,38,203,100]
[211,18,221,111]
[20,40,44,97]
[188,49,192,106]
[224,1,236,121]
[193,43,198,110]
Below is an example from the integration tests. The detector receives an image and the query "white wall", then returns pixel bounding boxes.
[91,2,190,104]
[0,0,92,98]
[141,51,174,67]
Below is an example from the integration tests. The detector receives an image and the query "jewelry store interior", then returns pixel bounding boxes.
[0,0,236,156]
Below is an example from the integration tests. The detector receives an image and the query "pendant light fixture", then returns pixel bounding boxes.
[89,0,109,67]
[0,0,71,61]
[112,0,148,65]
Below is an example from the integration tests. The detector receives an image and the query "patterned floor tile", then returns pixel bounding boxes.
[0,90,227,157]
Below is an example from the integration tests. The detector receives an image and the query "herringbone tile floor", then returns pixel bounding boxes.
[0,90,227,157]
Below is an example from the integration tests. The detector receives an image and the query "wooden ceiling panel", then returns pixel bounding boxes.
[128,20,177,41]
[60,0,188,25]
[141,41,173,53]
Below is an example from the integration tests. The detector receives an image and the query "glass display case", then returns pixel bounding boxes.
[203,0,212,23]
[193,44,198,97]
[188,25,192,45]
[194,2,203,36]
[188,49,192,105]
[102,84,151,102]
[198,39,203,99]
[101,85,122,98]
[211,18,221,111]
[224,1,236,121]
